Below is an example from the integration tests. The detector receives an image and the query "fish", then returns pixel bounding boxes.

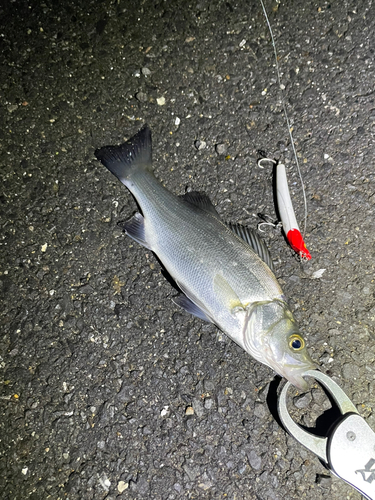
[95,125,316,390]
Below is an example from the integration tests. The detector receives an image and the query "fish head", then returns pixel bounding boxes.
[265,306,316,391]
[243,300,316,391]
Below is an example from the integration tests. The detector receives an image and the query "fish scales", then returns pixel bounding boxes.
[125,169,281,333]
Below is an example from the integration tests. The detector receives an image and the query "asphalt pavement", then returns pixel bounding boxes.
[1,0,375,498]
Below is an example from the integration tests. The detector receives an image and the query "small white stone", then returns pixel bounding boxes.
[118,481,128,492]
[194,140,206,150]
[175,117,180,126]
[99,473,111,491]
[160,405,169,416]
[7,104,18,113]
[41,243,47,252]
[22,467,28,475]
[185,406,194,415]
[204,399,213,409]
[311,269,326,279]
[157,96,166,106]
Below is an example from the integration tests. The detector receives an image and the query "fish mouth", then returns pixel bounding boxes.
[263,341,317,391]
[272,343,318,391]
[276,360,317,391]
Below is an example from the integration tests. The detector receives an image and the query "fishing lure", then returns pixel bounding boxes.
[258,158,311,261]
[276,162,311,260]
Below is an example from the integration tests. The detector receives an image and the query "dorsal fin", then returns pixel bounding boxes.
[228,223,275,272]
[179,191,221,218]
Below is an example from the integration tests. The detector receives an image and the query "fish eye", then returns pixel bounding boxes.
[289,334,305,351]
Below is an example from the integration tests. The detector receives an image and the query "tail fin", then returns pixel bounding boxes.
[95,125,152,183]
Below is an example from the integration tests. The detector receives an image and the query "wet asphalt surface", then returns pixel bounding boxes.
[1,0,375,499]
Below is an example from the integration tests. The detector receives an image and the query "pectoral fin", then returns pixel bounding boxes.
[213,274,244,312]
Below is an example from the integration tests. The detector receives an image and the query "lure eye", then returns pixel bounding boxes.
[289,334,305,351]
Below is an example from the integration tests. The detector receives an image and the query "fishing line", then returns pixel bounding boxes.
[259,0,308,239]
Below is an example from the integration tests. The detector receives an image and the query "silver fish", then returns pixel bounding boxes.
[95,126,316,390]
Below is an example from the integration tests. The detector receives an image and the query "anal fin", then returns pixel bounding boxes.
[120,212,151,250]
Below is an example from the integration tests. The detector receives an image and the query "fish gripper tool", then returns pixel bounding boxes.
[278,369,375,499]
